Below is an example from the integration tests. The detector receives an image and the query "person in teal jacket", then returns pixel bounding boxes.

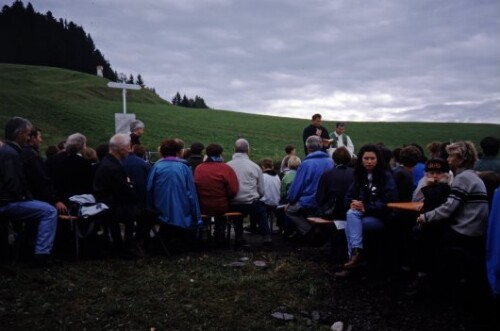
[147,139,201,229]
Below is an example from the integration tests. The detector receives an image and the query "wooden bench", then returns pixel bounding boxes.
[58,214,83,259]
[307,217,348,263]
[201,212,244,247]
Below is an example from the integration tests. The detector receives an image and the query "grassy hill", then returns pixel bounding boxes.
[1,63,499,161]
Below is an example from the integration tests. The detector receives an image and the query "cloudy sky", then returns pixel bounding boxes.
[6,0,500,123]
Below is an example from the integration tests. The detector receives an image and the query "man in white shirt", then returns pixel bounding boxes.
[328,122,355,158]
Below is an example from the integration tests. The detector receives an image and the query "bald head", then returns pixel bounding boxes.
[109,133,131,160]
[234,138,250,154]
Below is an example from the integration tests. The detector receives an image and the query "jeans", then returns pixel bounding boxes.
[0,200,58,254]
[344,209,384,256]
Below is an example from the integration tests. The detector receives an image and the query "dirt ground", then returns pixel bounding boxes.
[1,226,499,331]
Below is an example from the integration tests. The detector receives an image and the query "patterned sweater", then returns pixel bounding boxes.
[424,168,489,237]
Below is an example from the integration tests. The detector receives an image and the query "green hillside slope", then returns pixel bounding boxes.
[1,63,498,161]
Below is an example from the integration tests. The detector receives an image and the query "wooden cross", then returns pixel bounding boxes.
[107,82,141,114]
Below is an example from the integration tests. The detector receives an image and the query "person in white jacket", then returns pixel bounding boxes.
[328,122,355,158]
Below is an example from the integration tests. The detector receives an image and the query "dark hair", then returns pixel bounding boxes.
[57,140,66,150]
[392,147,402,163]
[4,116,31,141]
[132,144,146,158]
[399,145,422,168]
[379,146,392,169]
[45,145,58,158]
[354,144,387,187]
[480,136,500,156]
[285,145,295,154]
[336,122,345,128]
[426,141,442,156]
[312,113,322,120]
[160,139,182,157]
[95,143,109,161]
[333,146,351,166]
[438,142,451,159]
[28,126,41,139]
[261,158,274,170]
[190,142,204,155]
[407,143,425,162]
[206,144,223,157]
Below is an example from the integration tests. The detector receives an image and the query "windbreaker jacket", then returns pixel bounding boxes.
[287,151,334,209]
[194,161,238,215]
[147,157,201,228]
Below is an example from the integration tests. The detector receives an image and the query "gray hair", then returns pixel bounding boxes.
[109,133,130,152]
[446,141,478,169]
[130,120,145,132]
[65,133,87,155]
[234,138,249,153]
[305,135,322,152]
[4,116,32,141]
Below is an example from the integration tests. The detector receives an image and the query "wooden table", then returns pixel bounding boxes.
[387,201,423,213]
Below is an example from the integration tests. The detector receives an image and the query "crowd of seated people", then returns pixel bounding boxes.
[0,116,497,298]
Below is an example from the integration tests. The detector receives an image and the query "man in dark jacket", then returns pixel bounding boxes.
[94,133,141,255]
[302,113,329,155]
[22,126,67,214]
[0,117,58,264]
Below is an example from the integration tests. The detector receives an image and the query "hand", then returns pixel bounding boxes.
[284,203,290,212]
[350,200,365,212]
[55,201,68,215]
[416,214,426,225]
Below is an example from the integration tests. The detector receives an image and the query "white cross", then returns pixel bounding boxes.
[107,82,141,114]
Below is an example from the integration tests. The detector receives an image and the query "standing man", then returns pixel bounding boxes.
[302,114,330,155]
[129,120,145,146]
[328,122,355,158]
[227,138,272,246]
[0,117,58,265]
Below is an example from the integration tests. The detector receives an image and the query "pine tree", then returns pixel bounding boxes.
[194,96,208,109]
[180,95,190,107]
[171,92,181,105]
[0,1,116,80]
[127,74,134,84]
[136,74,145,87]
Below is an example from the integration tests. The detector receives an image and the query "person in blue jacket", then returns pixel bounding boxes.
[147,139,201,230]
[286,135,334,239]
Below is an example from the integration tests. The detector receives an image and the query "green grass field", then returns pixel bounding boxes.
[1,63,499,330]
[1,63,498,161]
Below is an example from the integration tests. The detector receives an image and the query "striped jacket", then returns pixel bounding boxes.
[424,168,489,237]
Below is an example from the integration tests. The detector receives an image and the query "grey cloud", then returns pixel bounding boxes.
[5,0,499,123]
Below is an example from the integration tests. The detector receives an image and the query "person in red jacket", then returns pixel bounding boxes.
[194,144,239,246]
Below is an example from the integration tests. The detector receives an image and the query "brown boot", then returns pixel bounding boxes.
[333,269,353,279]
[343,248,363,269]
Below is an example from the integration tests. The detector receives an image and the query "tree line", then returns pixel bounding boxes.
[1,1,210,106]
[0,1,117,81]
[171,92,209,109]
